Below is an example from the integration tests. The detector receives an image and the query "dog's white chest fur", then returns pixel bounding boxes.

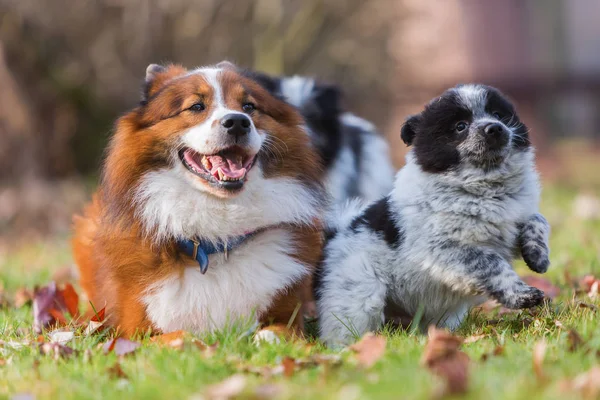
[142,229,307,333]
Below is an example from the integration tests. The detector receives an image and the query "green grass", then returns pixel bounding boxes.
[1,183,600,400]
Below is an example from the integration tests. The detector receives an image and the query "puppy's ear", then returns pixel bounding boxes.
[141,63,187,104]
[400,114,422,146]
[314,83,343,116]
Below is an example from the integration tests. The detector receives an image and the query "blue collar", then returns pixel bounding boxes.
[177,232,256,274]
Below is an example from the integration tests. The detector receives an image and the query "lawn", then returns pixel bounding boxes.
[1,174,600,399]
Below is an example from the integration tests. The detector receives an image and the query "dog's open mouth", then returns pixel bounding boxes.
[179,147,256,190]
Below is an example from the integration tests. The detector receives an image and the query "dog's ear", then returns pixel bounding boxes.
[142,63,187,104]
[401,114,422,146]
[314,83,343,116]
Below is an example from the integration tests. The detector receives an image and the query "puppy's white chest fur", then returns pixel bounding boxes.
[142,229,307,333]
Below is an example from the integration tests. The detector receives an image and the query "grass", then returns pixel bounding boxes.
[1,181,600,400]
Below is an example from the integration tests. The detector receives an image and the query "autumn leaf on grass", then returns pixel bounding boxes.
[349,332,386,369]
[560,366,600,399]
[103,338,140,356]
[84,306,106,336]
[14,288,32,308]
[464,334,487,344]
[532,340,547,383]
[49,330,75,345]
[204,374,247,400]
[33,282,80,333]
[253,324,293,345]
[150,330,188,350]
[421,326,470,397]
[107,362,128,379]
[521,276,561,299]
[39,342,75,360]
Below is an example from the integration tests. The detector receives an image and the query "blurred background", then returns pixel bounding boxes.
[1,0,600,247]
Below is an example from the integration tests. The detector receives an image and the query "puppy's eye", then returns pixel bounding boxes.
[242,102,256,113]
[455,121,469,132]
[492,112,502,119]
[189,103,206,112]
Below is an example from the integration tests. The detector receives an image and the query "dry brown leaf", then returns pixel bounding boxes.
[522,276,560,299]
[151,330,188,349]
[464,334,487,344]
[204,374,247,400]
[560,366,600,399]
[481,345,504,362]
[532,340,547,382]
[91,306,106,322]
[107,362,128,379]
[84,320,104,336]
[39,342,75,360]
[253,324,293,345]
[421,326,470,397]
[57,283,79,318]
[49,330,74,345]
[567,329,585,352]
[14,288,32,308]
[102,338,141,356]
[349,332,386,369]
[281,356,296,377]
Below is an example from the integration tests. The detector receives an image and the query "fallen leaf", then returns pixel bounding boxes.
[590,281,600,299]
[481,345,504,362]
[578,302,598,311]
[14,288,32,308]
[522,276,561,299]
[464,334,487,344]
[532,340,547,382]
[281,356,296,377]
[253,324,293,345]
[107,362,128,379]
[49,330,74,345]
[349,332,386,369]
[84,320,104,336]
[555,320,565,328]
[204,374,247,400]
[39,342,75,360]
[421,326,470,396]
[57,283,79,318]
[91,306,106,322]
[103,338,140,356]
[151,330,187,349]
[580,275,598,293]
[560,366,600,398]
[567,330,585,352]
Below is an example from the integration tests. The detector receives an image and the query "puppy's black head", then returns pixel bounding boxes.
[401,84,530,173]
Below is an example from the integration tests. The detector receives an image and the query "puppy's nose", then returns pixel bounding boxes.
[484,123,503,136]
[221,114,251,137]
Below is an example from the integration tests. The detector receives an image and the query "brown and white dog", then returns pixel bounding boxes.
[72,62,325,337]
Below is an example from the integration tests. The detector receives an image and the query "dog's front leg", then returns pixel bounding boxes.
[518,213,551,273]
[441,247,545,310]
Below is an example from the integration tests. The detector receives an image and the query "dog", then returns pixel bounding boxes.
[246,73,395,206]
[316,84,551,346]
[72,61,326,337]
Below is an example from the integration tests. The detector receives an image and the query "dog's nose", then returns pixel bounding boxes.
[221,114,251,137]
[484,123,503,136]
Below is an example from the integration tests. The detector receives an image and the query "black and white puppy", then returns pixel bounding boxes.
[247,73,395,206]
[316,84,551,346]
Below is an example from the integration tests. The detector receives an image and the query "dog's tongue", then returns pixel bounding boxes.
[206,154,246,179]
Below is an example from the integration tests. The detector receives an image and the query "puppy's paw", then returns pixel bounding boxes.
[522,246,550,274]
[501,286,545,309]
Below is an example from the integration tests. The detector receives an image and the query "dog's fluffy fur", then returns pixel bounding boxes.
[246,73,395,206]
[72,62,325,336]
[316,84,551,346]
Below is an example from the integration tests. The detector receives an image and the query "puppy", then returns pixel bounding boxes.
[72,61,326,337]
[316,84,551,346]
[246,73,395,206]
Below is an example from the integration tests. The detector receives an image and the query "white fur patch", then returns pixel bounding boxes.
[134,164,321,243]
[143,229,308,333]
[280,76,315,107]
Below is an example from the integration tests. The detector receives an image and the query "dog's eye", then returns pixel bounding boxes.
[242,102,256,113]
[492,112,502,119]
[455,121,468,132]
[189,103,206,112]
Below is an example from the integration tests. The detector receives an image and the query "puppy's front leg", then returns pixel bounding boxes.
[446,247,545,309]
[518,213,551,273]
